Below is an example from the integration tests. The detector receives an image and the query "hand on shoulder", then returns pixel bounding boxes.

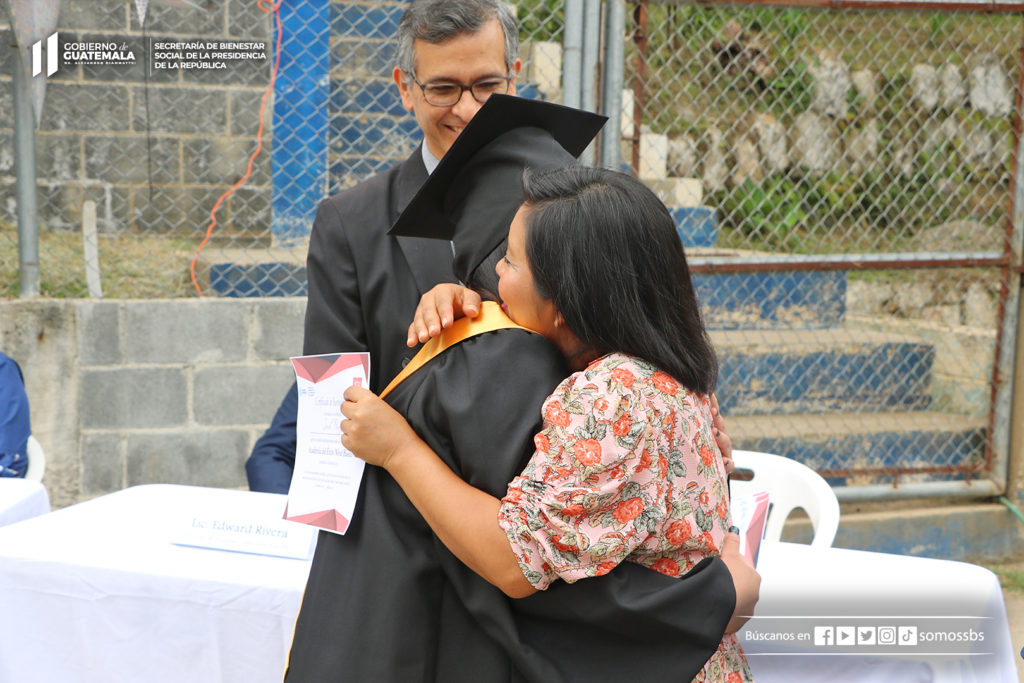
[406,284,482,347]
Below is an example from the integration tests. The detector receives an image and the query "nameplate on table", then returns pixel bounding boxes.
[171,515,317,560]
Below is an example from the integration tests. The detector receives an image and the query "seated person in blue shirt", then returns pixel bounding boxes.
[0,352,32,478]
[245,382,297,494]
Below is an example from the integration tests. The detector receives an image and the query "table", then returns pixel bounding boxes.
[0,478,50,527]
[0,484,314,683]
[0,485,1015,683]
[739,541,1018,682]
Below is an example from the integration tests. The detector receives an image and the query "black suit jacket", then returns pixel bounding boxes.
[303,150,455,393]
[248,152,452,493]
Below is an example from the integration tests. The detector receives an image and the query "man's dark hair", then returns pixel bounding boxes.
[521,165,718,395]
[396,0,518,80]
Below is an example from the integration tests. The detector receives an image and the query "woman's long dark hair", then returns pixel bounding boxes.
[521,165,717,395]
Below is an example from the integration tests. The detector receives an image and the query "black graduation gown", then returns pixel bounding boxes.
[285,330,735,682]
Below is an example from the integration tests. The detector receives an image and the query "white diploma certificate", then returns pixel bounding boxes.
[284,352,371,535]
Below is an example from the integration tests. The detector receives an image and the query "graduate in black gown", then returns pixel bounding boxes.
[285,96,741,682]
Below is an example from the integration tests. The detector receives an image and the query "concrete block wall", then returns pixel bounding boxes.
[0,1,273,238]
[0,298,304,508]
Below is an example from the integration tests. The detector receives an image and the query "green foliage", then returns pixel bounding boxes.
[768,60,813,118]
[530,4,1013,255]
[652,5,808,53]
[718,177,808,251]
[1,230,196,299]
[928,13,952,47]
[758,8,810,42]
[990,563,1024,594]
[517,0,564,43]
[717,147,978,253]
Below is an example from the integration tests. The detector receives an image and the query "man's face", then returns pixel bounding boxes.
[394,19,521,160]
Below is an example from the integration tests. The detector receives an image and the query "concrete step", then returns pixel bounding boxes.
[693,269,846,330]
[194,248,307,297]
[196,246,853,332]
[729,411,986,487]
[670,207,718,248]
[781,504,1022,562]
[714,328,934,414]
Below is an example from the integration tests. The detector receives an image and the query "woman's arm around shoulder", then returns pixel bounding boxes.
[340,385,537,598]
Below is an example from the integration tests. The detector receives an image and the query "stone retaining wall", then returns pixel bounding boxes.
[645,50,1013,191]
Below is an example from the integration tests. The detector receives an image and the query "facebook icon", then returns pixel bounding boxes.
[814,626,834,646]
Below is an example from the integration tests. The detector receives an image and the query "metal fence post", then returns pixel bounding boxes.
[996,28,1024,506]
[599,0,624,170]
[582,0,601,115]
[13,44,39,298]
[563,0,583,109]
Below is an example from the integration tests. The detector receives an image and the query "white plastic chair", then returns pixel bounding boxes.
[25,435,46,482]
[730,449,839,547]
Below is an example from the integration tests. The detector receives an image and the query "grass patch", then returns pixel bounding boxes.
[988,563,1024,594]
[1,223,199,299]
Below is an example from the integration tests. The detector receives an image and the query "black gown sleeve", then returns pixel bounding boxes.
[302,197,366,357]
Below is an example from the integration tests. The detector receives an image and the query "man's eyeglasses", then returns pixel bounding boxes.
[411,74,514,107]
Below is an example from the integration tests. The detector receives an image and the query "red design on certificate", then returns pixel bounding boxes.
[284,352,370,535]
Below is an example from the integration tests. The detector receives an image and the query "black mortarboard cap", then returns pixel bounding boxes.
[389,94,606,282]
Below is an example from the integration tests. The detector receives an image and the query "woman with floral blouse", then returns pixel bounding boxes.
[341,165,754,682]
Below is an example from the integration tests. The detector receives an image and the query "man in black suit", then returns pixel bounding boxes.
[303,0,523,378]
[246,0,522,491]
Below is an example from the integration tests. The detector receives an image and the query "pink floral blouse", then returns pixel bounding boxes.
[497,353,752,682]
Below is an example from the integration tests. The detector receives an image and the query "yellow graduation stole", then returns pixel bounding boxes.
[379,301,527,399]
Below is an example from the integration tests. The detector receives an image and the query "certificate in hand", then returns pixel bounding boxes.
[284,352,371,535]
[730,489,770,566]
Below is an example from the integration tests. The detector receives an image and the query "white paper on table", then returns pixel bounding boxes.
[284,352,370,535]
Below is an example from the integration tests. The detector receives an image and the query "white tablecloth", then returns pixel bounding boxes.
[0,478,50,527]
[739,541,1018,682]
[0,484,313,683]
[0,484,1016,683]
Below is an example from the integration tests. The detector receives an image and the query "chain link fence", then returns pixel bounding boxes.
[619,2,1020,491]
[2,0,1022,495]
[0,0,279,297]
